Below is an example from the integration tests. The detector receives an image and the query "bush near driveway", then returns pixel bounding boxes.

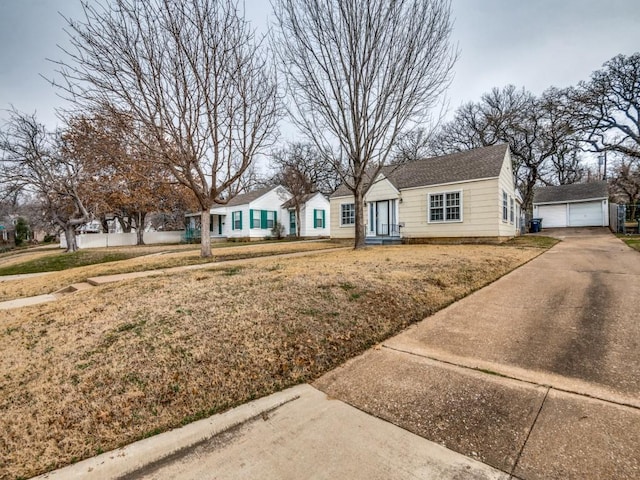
[0,243,547,479]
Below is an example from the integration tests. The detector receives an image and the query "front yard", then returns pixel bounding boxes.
[0,242,549,479]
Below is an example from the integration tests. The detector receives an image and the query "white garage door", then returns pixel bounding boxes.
[569,201,603,227]
[538,205,567,228]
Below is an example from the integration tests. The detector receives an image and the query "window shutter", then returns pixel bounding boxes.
[274,210,277,225]
[239,211,243,230]
[322,210,326,228]
[250,209,254,229]
[261,210,267,229]
[231,212,235,231]
[210,214,214,232]
[313,209,318,228]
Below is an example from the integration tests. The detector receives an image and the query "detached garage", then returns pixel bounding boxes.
[532,181,609,228]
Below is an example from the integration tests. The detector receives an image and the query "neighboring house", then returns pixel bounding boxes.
[187,185,330,240]
[532,181,609,228]
[330,144,521,243]
[282,192,331,237]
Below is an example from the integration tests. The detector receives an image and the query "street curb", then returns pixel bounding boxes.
[33,385,307,480]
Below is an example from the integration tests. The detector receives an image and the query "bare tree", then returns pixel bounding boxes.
[51,0,280,257]
[270,142,339,236]
[431,85,584,209]
[570,53,640,160]
[273,0,457,248]
[0,110,91,252]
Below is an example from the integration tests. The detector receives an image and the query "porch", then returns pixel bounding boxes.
[365,199,402,245]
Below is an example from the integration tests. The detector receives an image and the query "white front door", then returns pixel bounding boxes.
[376,201,389,235]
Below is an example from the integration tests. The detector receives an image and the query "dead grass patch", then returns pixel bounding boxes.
[0,244,543,479]
[0,241,340,301]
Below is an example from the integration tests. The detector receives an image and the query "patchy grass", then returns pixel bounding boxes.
[620,235,640,252]
[502,235,560,249]
[0,241,342,301]
[0,243,549,479]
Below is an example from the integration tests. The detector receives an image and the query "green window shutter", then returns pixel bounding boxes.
[322,210,326,228]
[313,209,318,229]
[261,210,267,229]
[231,212,235,231]
[274,210,277,224]
[210,214,214,232]
[249,209,254,229]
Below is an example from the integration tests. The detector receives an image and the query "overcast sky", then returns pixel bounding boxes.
[1,0,639,134]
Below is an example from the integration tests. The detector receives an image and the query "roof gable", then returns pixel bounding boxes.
[330,144,509,197]
[225,186,281,207]
[533,181,608,204]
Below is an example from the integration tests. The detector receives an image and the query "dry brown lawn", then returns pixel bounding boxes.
[0,243,546,479]
[0,241,341,302]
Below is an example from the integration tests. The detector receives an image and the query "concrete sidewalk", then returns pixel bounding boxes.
[34,385,506,480]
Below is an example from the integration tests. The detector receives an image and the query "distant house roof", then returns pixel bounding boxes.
[225,187,277,207]
[331,144,509,197]
[533,181,609,204]
[281,192,320,209]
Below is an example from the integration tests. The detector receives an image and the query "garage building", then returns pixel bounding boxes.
[532,181,609,228]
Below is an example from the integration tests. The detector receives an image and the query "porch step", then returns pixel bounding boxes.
[365,237,402,246]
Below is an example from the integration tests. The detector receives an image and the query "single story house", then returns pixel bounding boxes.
[532,181,609,228]
[187,185,331,240]
[330,144,522,243]
[282,192,331,237]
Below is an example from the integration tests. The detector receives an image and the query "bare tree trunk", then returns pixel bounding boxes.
[200,210,212,258]
[354,190,366,249]
[64,225,78,252]
[136,212,146,245]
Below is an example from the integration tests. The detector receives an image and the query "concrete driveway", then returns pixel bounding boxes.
[316,228,640,478]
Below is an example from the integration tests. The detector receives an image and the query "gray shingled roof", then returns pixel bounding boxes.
[225,187,275,207]
[533,181,608,204]
[281,193,317,209]
[331,144,509,197]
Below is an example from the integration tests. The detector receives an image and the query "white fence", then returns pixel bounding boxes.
[60,231,184,249]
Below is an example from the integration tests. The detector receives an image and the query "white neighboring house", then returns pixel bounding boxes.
[187,185,332,240]
[330,144,521,243]
[532,181,609,228]
[282,192,331,237]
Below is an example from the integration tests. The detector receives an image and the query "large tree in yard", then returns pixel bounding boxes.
[51,0,280,257]
[273,0,457,248]
[0,110,91,252]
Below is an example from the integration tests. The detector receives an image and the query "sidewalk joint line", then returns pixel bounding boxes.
[381,345,640,411]
[509,386,550,478]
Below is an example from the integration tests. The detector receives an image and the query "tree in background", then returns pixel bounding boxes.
[273,0,457,248]
[64,112,197,245]
[52,0,280,257]
[0,110,91,252]
[269,143,340,236]
[14,217,29,246]
[570,53,640,160]
[431,85,582,209]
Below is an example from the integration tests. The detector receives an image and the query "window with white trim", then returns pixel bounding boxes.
[509,196,514,223]
[314,209,325,228]
[341,203,355,225]
[429,191,461,222]
[232,211,242,230]
[502,190,508,222]
[265,210,275,229]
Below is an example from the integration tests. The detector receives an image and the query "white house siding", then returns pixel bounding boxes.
[299,193,331,237]
[226,187,292,239]
[400,178,503,238]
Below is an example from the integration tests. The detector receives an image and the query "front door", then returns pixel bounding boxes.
[289,210,297,235]
[376,201,389,236]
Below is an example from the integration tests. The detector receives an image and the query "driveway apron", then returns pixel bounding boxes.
[315,228,640,479]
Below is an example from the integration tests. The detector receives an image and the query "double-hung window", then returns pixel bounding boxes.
[502,190,508,222]
[314,209,325,228]
[509,197,515,223]
[232,211,242,230]
[341,203,355,225]
[429,191,461,222]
